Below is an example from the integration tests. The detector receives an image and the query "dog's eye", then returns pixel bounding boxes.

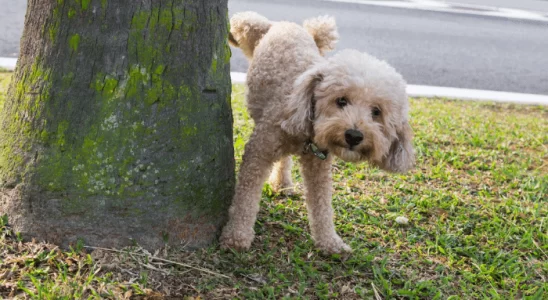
[336,97,348,108]
[372,107,382,117]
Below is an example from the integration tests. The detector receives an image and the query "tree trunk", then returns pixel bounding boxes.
[0,0,234,250]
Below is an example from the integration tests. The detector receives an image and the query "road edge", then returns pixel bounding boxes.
[1,58,547,105]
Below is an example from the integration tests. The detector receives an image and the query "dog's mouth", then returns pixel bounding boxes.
[327,142,372,162]
[359,147,372,157]
[334,141,371,154]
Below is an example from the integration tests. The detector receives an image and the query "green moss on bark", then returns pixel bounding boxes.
[0,59,54,184]
[38,3,230,215]
[75,0,90,11]
[68,8,76,18]
[69,34,80,52]
[0,1,234,249]
[49,7,61,42]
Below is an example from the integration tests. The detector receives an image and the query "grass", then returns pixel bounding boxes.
[0,71,10,111]
[1,73,547,299]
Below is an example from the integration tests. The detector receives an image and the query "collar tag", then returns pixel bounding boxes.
[306,142,328,160]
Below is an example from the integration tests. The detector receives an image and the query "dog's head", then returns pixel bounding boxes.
[281,49,415,172]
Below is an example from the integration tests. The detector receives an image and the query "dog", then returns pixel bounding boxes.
[221,12,415,254]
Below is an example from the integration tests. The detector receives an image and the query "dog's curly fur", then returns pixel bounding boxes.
[221,12,415,254]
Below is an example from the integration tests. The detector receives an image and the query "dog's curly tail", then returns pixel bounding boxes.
[303,15,339,56]
[228,12,272,60]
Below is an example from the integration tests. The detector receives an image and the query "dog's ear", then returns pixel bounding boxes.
[281,69,323,137]
[380,121,415,173]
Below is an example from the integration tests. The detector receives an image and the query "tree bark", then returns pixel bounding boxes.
[0,0,234,250]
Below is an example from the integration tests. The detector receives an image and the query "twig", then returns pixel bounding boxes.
[140,262,171,276]
[371,282,383,300]
[119,268,138,277]
[370,199,390,212]
[531,239,547,258]
[128,251,171,276]
[84,245,230,279]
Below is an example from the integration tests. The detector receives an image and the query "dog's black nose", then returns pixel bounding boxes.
[345,129,363,147]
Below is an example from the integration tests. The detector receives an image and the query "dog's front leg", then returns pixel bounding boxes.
[300,154,352,254]
[220,128,280,251]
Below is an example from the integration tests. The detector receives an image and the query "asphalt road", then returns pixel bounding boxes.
[228,0,548,94]
[1,0,547,94]
[0,0,26,57]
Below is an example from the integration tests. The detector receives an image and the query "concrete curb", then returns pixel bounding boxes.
[230,72,548,106]
[0,57,17,70]
[324,0,548,22]
[2,58,546,106]
[406,84,548,106]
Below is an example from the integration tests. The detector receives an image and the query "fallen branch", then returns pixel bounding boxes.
[84,246,230,279]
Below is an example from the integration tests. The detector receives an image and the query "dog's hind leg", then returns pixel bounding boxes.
[220,126,281,251]
[299,154,352,254]
[268,156,295,195]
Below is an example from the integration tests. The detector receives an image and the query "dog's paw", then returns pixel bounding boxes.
[219,226,254,251]
[315,236,352,254]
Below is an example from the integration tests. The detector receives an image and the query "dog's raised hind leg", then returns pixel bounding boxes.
[268,156,295,195]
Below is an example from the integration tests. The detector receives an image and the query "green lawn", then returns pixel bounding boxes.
[1,74,547,299]
[0,71,10,112]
